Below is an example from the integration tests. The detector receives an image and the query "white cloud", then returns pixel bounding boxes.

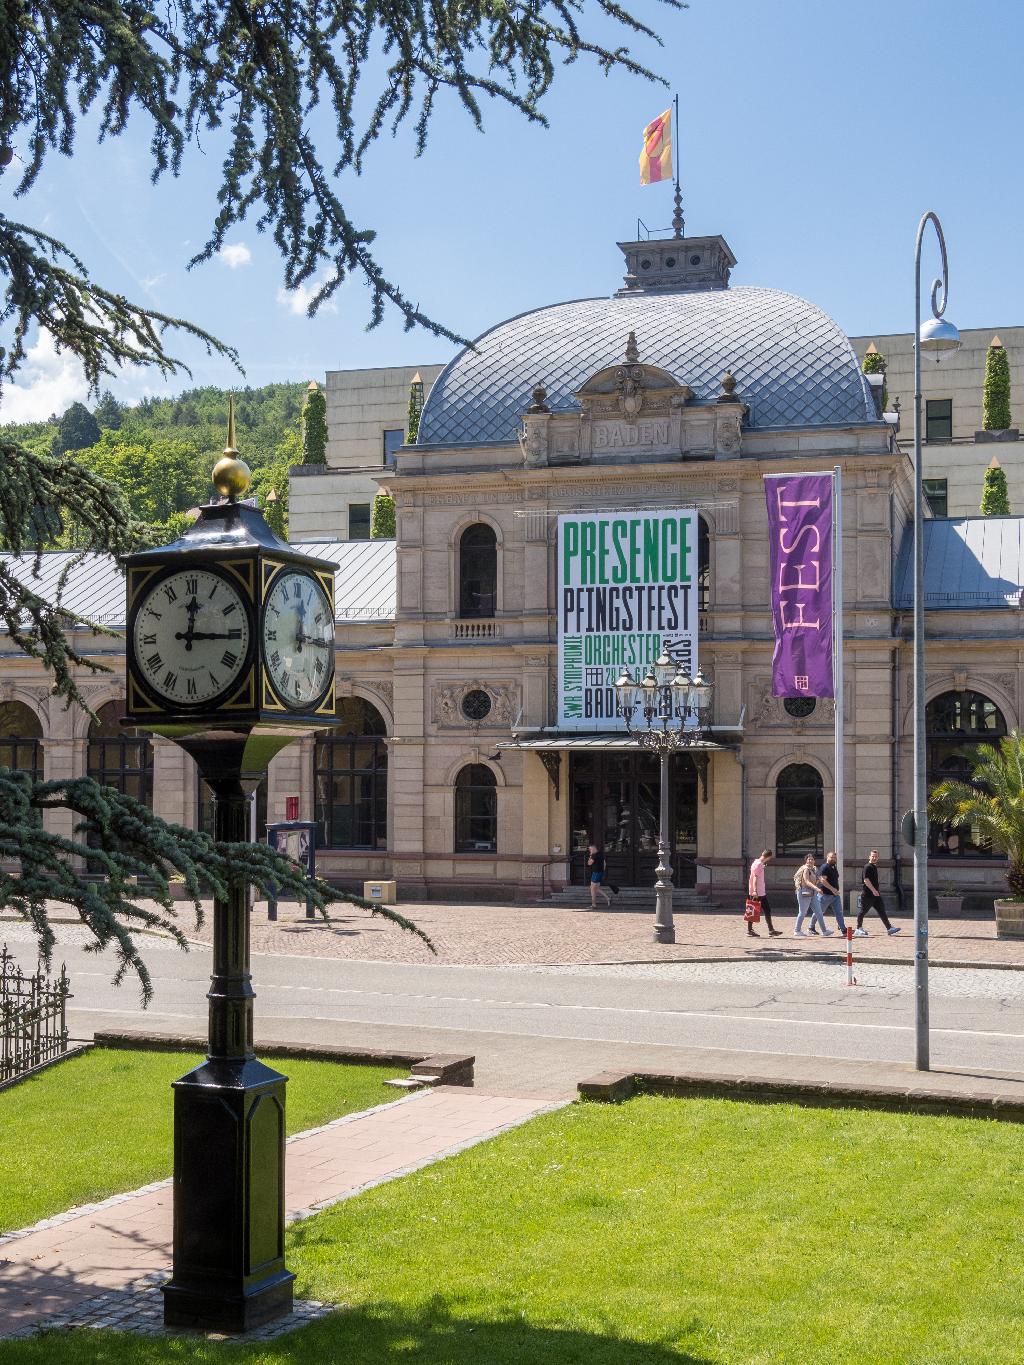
[218,242,252,270]
[276,274,339,317]
[0,331,89,424]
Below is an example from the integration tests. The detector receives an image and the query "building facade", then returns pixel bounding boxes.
[6,229,1024,909]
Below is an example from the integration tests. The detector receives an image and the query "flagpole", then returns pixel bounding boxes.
[833,464,845,910]
[672,93,683,238]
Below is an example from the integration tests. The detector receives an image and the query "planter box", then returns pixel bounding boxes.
[995,898,1024,938]
[975,429,1020,443]
[935,895,963,914]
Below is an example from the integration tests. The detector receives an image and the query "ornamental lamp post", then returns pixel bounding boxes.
[615,659,714,944]
[912,212,960,1071]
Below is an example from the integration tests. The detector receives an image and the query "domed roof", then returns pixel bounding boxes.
[418,287,876,447]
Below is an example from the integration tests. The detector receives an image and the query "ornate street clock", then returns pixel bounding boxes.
[121,408,340,1334]
[124,440,336,730]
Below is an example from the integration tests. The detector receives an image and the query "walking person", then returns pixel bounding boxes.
[815,850,847,934]
[793,853,831,936]
[587,843,612,908]
[854,850,902,937]
[747,849,783,938]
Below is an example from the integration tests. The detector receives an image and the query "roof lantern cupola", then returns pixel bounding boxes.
[615,231,736,297]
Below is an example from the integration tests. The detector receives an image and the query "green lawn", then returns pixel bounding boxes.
[3,1094,1024,1362]
[0,1046,402,1233]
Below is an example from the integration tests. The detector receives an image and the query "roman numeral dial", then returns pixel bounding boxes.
[262,570,334,709]
[131,568,251,706]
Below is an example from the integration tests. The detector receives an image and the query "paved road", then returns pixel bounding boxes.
[6,923,1024,1096]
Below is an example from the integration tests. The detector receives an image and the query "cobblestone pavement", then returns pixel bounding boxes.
[4,900,1021,970]
[0,1087,561,1340]
[189,901,1021,969]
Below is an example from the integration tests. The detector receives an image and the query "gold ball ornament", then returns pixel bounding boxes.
[212,455,252,499]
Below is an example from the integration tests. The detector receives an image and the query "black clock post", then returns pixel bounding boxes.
[122,413,338,1332]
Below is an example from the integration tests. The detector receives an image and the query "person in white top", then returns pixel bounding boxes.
[793,853,831,937]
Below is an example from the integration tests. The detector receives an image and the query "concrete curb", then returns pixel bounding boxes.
[91,1029,475,1087]
[578,953,1024,972]
[577,1068,1024,1122]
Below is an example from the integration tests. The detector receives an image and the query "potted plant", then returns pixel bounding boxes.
[976,336,1018,442]
[934,883,963,915]
[980,457,1011,515]
[929,731,1024,937]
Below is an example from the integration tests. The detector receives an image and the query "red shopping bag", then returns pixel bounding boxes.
[743,897,762,923]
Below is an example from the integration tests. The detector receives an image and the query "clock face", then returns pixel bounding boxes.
[262,570,334,708]
[132,568,251,707]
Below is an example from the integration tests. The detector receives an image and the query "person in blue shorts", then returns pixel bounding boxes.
[587,843,613,907]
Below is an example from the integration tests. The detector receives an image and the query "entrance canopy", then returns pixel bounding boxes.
[500,735,726,752]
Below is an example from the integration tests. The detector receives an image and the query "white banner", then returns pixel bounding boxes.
[557,509,699,731]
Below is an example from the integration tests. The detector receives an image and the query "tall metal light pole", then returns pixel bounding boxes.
[912,212,961,1071]
[615,657,714,944]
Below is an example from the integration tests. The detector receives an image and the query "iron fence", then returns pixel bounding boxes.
[0,943,71,1082]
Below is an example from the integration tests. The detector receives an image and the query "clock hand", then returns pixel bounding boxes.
[174,631,239,642]
[179,595,201,651]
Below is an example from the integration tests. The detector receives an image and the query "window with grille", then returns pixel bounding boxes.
[775,763,824,857]
[455,764,497,852]
[314,697,388,849]
[927,690,1007,859]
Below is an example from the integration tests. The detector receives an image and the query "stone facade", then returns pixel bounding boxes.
[850,327,1024,516]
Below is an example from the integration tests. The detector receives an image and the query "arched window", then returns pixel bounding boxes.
[459,524,497,619]
[927,690,1007,859]
[776,764,824,857]
[314,697,388,849]
[455,764,497,853]
[0,701,43,782]
[698,515,710,613]
[87,701,153,807]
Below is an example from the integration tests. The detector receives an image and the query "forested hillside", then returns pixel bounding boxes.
[1,382,309,544]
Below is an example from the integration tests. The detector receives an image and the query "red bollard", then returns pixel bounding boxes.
[845,925,858,986]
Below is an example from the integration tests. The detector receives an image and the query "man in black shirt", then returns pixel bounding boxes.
[854,849,901,936]
[816,851,846,934]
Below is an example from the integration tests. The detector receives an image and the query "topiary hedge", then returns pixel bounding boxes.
[371,491,396,538]
[983,339,1012,431]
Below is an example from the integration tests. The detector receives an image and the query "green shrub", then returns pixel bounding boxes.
[371,491,396,538]
[301,380,328,464]
[983,338,1012,431]
[861,347,887,411]
[980,460,1011,515]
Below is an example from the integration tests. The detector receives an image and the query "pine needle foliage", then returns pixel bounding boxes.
[929,732,1024,898]
[983,341,1012,431]
[0,768,433,1002]
[2,0,676,342]
[980,461,1011,515]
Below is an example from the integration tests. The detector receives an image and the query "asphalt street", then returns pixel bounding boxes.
[6,922,1023,1094]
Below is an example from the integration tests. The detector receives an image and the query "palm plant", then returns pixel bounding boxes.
[928,732,1024,898]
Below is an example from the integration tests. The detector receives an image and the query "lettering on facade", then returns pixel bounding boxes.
[593,419,670,452]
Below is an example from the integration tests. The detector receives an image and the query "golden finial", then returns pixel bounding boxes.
[412,371,422,384]
[865,341,879,355]
[307,379,319,392]
[991,334,1004,348]
[212,395,251,500]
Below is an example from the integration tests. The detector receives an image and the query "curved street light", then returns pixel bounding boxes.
[614,660,714,943]
[912,211,961,1071]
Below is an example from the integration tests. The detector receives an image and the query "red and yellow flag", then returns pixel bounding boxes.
[639,108,672,185]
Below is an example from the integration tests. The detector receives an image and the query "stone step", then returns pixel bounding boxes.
[542,887,712,909]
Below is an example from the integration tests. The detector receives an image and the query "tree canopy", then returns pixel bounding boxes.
[0,0,672,990]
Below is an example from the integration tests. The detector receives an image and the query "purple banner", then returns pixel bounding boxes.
[764,473,834,699]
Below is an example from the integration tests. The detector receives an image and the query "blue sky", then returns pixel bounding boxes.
[3,0,1023,421]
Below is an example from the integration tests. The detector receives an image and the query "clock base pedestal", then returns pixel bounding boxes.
[162,1058,295,1333]
[162,759,294,1333]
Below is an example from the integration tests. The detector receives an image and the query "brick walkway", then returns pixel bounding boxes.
[176,900,1023,970]
[0,1087,560,1340]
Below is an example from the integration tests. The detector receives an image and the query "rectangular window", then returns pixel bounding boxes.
[923,478,948,518]
[382,429,404,468]
[925,398,952,443]
[348,503,371,540]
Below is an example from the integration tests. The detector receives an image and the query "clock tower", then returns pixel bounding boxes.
[123,406,338,1332]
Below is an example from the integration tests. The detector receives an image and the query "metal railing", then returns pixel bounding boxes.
[1,944,71,1083]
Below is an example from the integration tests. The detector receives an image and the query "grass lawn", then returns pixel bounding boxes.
[3,1095,1024,1362]
[0,1046,402,1234]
